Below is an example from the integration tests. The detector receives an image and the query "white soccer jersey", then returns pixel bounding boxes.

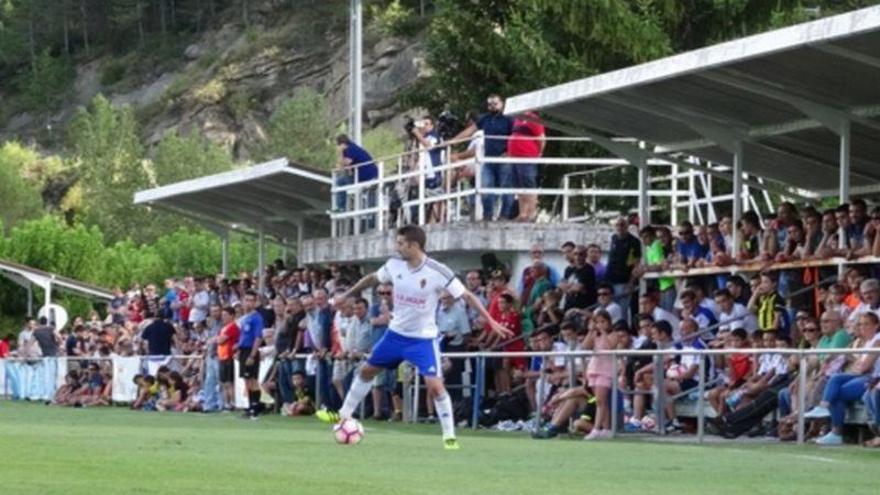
[376,256,466,339]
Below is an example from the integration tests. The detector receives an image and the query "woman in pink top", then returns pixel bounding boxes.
[583,310,618,440]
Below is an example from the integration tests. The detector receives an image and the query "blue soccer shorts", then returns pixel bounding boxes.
[367,330,442,377]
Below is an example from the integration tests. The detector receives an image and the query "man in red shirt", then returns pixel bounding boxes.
[217,306,241,411]
[508,111,545,222]
[495,293,524,394]
[0,333,10,358]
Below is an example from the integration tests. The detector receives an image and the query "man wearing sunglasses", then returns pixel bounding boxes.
[451,94,515,220]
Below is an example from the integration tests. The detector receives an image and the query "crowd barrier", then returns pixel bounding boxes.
[3,348,877,446]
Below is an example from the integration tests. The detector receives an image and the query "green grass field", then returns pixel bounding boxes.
[0,402,877,495]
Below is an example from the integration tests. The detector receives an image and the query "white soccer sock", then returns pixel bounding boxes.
[433,393,456,440]
[339,373,373,419]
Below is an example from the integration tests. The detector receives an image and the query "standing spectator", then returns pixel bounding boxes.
[32,317,59,358]
[452,94,514,220]
[559,245,597,312]
[737,211,765,262]
[346,298,377,416]
[201,304,224,412]
[409,116,445,223]
[0,332,11,358]
[217,306,240,411]
[606,217,642,317]
[522,261,553,335]
[238,290,265,419]
[276,298,303,414]
[188,278,210,328]
[109,287,127,325]
[583,310,619,440]
[335,134,378,228]
[507,111,545,222]
[586,244,606,282]
[637,226,675,310]
[747,272,789,336]
[140,316,176,356]
[437,290,471,403]
[463,271,487,329]
[369,283,396,419]
[305,289,335,410]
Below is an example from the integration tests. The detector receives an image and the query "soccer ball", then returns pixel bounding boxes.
[333,418,364,445]
[640,414,657,431]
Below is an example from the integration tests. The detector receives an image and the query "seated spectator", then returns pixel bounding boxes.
[679,289,718,333]
[517,245,560,306]
[708,328,752,416]
[725,330,790,412]
[596,283,623,324]
[283,371,315,417]
[132,375,158,410]
[52,370,83,406]
[825,283,853,322]
[846,278,880,334]
[714,288,759,335]
[630,320,677,431]
[806,312,880,445]
[638,291,680,340]
[507,111,545,222]
[157,371,189,412]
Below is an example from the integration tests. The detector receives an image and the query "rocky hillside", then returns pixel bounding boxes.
[1,1,426,162]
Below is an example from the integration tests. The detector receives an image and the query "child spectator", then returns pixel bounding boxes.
[217,306,240,410]
[283,371,315,417]
[726,331,790,411]
[583,310,618,440]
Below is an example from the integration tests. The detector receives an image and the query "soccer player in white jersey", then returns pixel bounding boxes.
[317,225,513,449]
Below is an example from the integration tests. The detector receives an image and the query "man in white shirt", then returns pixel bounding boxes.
[639,292,681,340]
[714,288,759,335]
[318,225,511,450]
[188,278,211,326]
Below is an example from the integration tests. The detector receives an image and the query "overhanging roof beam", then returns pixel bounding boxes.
[656,104,880,153]
[699,70,880,134]
[542,115,819,204]
[809,42,880,70]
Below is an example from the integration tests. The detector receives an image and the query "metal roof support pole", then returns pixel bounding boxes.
[732,142,744,257]
[282,238,289,268]
[670,163,679,226]
[45,276,53,315]
[221,233,229,277]
[349,0,363,143]
[838,121,851,262]
[27,284,33,317]
[638,164,650,227]
[296,219,305,269]
[257,226,266,296]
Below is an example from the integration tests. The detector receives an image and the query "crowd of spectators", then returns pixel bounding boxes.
[3,198,880,446]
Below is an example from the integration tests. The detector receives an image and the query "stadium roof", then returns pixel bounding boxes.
[133,158,333,244]
[506,6,880,197]
[0,258,113,300]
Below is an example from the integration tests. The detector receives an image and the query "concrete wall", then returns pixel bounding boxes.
[299,222,614,266]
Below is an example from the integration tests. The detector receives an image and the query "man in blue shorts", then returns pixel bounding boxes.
[317,225,512,449]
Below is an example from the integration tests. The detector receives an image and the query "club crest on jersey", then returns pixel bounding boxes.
[420,278,427,288]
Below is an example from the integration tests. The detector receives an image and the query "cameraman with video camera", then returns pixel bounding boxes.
[408,115,445,223]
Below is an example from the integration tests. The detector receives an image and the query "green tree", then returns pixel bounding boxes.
[259,87,336,169]
[67,94,156,243]
[152,132,235,186]
[0,142,44,234]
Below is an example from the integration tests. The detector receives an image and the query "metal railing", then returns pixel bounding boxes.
[329,135,778,237]
[3,348,877,446]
